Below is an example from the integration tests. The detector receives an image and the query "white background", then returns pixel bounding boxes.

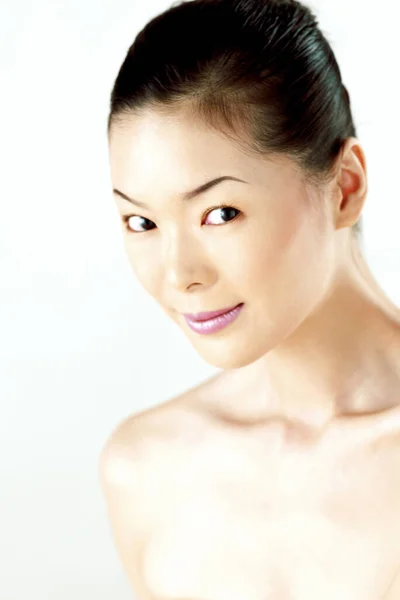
[0,0,399,598]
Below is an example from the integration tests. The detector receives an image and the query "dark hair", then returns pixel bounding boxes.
[108,0,362,238]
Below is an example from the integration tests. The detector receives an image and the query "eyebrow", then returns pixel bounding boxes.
[112,176,248,209]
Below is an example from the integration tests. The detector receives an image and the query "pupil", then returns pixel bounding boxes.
[222,207,236,220]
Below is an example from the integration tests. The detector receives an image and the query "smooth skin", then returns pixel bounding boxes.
[101,106,400,600]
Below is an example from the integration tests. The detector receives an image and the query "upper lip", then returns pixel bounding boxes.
[182,303,242,322]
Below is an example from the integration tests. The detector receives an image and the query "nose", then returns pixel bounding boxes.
[162,229,215,292]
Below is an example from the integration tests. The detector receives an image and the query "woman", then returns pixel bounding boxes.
[100,0,400,598]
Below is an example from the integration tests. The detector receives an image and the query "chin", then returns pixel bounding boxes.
[192,337,274,371]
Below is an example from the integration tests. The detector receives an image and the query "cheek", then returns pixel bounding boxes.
[124,241,160,295]
[238,205,333,311]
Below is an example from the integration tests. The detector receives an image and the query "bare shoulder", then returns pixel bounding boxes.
[99,372,222,482]
[98,378,222,600]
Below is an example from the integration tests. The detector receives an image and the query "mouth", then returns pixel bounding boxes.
[183,303,245,335]
[183,303,244,322]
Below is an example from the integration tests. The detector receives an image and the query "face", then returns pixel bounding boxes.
[108,109,338,370]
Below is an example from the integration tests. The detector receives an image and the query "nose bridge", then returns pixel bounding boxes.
[162,224,208,287]
[163,223,195,268]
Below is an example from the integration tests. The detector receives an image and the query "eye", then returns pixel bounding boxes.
[121,203,241,234]
[203,204,241,226]
[122,214,156,233]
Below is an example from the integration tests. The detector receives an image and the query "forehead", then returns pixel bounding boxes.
[107,109,303,201]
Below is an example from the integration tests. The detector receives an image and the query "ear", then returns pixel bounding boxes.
[333,138,368,231]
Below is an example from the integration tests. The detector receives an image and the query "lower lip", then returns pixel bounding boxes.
[184,303,244,335]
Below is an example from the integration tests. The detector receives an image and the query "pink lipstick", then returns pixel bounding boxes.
[184,303,244,335]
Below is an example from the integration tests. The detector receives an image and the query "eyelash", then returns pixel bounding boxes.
[121,203,241,234]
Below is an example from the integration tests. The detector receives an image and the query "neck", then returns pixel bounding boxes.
[235,232,400,429]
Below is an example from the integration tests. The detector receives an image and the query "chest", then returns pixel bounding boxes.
[142,427,400,600]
